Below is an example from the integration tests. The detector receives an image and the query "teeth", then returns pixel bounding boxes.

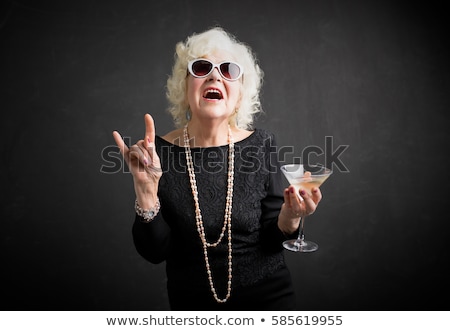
[205,89,220,94]
[203,89,222,99]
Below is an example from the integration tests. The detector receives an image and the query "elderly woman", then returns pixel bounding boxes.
[113,27,322,310]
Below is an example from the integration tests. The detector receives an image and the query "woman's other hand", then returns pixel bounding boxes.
[112,114,162,208]
[278,185,322,235]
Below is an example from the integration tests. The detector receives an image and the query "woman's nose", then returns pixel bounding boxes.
[207,67,222,81]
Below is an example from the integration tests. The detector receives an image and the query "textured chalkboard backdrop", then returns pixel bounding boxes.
[1,0,449,310]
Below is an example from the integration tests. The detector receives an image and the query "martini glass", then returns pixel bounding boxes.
[280,164,332,252]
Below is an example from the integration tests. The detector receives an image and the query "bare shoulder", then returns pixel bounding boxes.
[161,128,184,146]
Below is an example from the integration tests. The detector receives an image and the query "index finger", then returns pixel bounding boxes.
[144,114,156,148]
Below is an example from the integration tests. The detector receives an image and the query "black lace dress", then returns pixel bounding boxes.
[132,129,298,310]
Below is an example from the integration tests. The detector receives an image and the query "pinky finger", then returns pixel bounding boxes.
[112,131,129,156]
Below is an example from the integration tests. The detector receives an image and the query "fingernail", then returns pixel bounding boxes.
[290,187,295,194]
[300,190,306,196]
[312,188,318,193]
[147,138,151,144]
[143,157,148,165]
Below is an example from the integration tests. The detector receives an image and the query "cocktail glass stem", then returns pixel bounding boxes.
[295,217,306,248]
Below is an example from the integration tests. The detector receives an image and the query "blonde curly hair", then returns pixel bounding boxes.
[166,27,264,129]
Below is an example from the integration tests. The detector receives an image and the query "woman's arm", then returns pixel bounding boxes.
[132,213,171,264]
[259,132,299,252]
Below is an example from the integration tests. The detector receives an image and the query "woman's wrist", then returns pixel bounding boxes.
[134,181,159,209]
[135,198,160,223]
[277,213,301,235]
[135,193,159,210]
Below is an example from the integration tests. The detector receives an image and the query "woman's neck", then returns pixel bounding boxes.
[186,120,231,148]
[161,119,253,148]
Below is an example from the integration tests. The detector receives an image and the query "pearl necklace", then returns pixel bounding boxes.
[183,124,234,303]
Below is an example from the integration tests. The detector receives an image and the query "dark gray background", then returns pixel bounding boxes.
[1,0,449,310]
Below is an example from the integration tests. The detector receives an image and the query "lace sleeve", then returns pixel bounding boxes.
[132,212,171,264]
[259,132,299,252]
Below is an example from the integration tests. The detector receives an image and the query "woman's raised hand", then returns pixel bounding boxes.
[112,114,162,208]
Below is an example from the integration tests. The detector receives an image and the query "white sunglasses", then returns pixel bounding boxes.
[188,58,243,81]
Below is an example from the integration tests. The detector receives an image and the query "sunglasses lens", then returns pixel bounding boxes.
[191,60,213,77]
[220,62,241,80]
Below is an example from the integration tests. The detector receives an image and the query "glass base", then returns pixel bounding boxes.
[283,239,318,253]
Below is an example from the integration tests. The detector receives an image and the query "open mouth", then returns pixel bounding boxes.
[203,88,223,100]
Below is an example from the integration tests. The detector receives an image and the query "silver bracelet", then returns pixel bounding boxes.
[135,198,160,223]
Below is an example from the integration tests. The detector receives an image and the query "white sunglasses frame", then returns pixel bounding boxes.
[187,58,244,81]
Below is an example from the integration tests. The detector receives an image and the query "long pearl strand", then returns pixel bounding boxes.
[183,124,234,303]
